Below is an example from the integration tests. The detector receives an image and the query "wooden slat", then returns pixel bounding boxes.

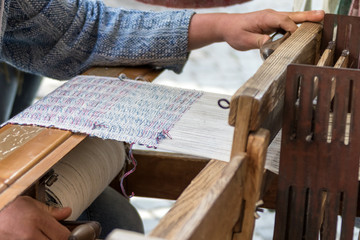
[316,41,335,67]
[0,134,86,210]
[150,155,247,240]
[228,22,322,137]
[0,125,44,161]
[233,129,270,239]
[0,128,72,193]
[230,95,254,157]
[334,49,350,68]
[83,66,162,82]
[0,123,13,134]
[124,150,209,200]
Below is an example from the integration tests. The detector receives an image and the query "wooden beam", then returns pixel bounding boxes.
[83,66,162,82]
[0,125,44,161]
[121,150,209,200]
[232,128,270,239]
[0,127,72,193]
[150,156,247,240]
[230,95,254,157]
[228,22,322,138]
[0,132,86,210]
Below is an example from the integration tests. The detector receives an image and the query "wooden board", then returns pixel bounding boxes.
[0,126,72,193]
[233,129,270,239]
[149,129,269,240]
[150,157,246,240]
[120,150,209,200]
[228,22,322,140]
[0,130,86,209]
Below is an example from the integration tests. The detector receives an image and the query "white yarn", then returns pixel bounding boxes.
[158,92,234,162]
[46,137,125,220]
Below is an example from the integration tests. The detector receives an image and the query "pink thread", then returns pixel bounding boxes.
[156,130,172,144]
[120,143,137,198]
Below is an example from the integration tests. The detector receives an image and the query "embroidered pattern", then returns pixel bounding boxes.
[7,75,202,147]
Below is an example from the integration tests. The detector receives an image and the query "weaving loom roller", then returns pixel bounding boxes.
[0,13,359,240]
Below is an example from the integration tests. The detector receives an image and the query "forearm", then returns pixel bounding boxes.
[1,0,195,79]
[188,13,225,51]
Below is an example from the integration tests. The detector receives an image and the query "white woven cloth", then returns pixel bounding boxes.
[6,75,202,147]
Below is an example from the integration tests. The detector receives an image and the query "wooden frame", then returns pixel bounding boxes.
[0,21,323,239]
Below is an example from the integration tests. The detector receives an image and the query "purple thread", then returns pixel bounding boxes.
[120,143,137,199]
[92,122,107,130]
[156,130,172,144]
[119,130,172,198]
[217,98,230,109]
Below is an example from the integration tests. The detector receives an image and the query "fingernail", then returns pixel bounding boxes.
[313,10,324,14]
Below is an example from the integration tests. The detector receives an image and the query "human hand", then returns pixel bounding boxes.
[0,196,72,240]
[188,9,325,51]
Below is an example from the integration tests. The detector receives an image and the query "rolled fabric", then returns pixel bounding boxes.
[135,0,250,8]
[46,137,126,220]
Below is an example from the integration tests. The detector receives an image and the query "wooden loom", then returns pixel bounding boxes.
[0,14,359,239]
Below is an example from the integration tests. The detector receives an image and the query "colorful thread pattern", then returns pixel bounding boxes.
[6,75,203,148]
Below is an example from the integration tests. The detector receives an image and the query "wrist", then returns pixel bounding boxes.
[188,13,226,50]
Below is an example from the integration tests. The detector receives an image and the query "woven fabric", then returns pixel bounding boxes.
[0,0,194,79]
[6,75,202,147]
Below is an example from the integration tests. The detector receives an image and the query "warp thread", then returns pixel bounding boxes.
[120,143,137,199]
[46,137,125,220]
[120,130,172,198]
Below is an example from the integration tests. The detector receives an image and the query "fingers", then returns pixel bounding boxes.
[40,215,71,240]
[48,206,72,220]
[277,10,325,33]
[242,32,271,50]
[37,202,72,240]
[32,197,72,220]
[258,9,325,34]
[19,197,71,240]
[286,10,325,24]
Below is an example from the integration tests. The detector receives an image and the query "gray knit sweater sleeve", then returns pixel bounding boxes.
[0,0,195,79]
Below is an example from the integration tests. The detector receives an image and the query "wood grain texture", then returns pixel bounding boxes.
[0,128,72,193]
[83,66,162,82]
[228,22,322,135]
[0,125,44,161]
[232,128,270,239]
[0,133,86,210]
[230,95,254,157]
[316,41,335,67]
[150,156,247,240]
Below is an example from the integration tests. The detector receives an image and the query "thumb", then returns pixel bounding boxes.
[48,206,72,220]
[257,35,271,49]
[38,203,72,220]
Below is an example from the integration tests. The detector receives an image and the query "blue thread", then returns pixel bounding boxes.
[92,122,107,130]
[156,130,172,144]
